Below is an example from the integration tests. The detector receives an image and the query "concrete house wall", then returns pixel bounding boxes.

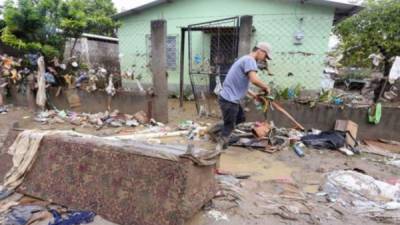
[117,0,335,91]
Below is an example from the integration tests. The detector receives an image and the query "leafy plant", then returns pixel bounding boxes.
[334,0,400,74]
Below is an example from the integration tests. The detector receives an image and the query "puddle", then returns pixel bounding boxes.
[220,148,295,181]
[303,184,320,194]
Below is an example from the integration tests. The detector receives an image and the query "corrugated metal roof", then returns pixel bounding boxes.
[112,0,363,23]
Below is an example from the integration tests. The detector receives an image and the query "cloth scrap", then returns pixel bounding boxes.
[3,130,50,190]
[389,56,400,84]
[49,210,96,225]
[5,205,45,225]
[180,144,220,166]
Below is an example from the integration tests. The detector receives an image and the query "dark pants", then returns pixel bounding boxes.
[218,96,246,139]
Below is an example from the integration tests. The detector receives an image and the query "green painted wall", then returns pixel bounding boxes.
[117,0,334,91]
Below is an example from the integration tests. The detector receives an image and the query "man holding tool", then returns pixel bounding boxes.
[216,42,273,151]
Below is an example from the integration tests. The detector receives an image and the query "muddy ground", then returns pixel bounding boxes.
[0,99,399,225]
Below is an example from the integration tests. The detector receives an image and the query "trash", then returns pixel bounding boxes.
[44,72,56,84]
[110,121,123,127]
[322,170,400,213]
[0,106,8,114]
[379,139,400,146]
[146,138,162,145]
[71,61,79,68]
[389,56,400,84]
[125,119,139,127]
[105,75,116,96]
[5,205,45,225]
[368,103,382,125]
[49,210,96,225]
[363,141,400,158]
[335,120,358,148]
[293,143,305,157]
[301,131,347,150]
[251,121,271,138]
[338,147,354,156]
[57,110,67,119]
[207,209,229,221]
[133,111,148,124]
[387,160,400,168]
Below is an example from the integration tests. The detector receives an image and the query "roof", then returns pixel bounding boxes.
[113,0,363,23]
[82,33,119,43]
[303,0,363,24]
[113,0,171,19]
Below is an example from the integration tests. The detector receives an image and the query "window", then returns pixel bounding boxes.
[146,35,177,70]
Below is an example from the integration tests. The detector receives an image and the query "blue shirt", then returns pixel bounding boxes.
[220,55,258,103]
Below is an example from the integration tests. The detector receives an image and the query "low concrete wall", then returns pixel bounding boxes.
[6,86,154,116]
[246,101,400,141]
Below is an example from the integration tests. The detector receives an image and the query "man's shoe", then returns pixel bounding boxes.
[215,137,228,152]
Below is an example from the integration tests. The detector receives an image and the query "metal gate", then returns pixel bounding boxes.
[187,17,240,116]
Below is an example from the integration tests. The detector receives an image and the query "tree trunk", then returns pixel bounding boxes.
[69,37,78,57]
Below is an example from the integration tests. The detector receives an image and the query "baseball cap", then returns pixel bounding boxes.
[256,42,272,60]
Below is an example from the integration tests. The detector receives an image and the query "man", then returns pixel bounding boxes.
[216,42,272,150]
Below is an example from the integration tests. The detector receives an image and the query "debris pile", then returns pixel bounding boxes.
[320,170,400,222]
[0,53,122,103]
[33,109,157,129]
[0,192,117,225]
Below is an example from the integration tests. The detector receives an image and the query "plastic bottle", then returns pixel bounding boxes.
[293,143,305,157]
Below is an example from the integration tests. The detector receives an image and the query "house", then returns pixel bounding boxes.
[114,0,362,91]
[64,33,120,73]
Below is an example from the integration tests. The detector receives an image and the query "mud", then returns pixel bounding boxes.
[0,99,399,225]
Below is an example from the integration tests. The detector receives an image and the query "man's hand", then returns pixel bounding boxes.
[247,90,258,100]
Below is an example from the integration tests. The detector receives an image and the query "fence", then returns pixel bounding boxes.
[117,15,336,115]
[118,21,153,90]
[252,15,334,91]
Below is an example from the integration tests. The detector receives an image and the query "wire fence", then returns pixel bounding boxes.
[118,21,153,90]
[117,15,336,109]
[252,15,334,91]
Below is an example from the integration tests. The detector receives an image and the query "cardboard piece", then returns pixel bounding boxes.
[335,120,358,147]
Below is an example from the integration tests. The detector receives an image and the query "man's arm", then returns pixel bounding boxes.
[248,71,270,94]
[247,90,257,99]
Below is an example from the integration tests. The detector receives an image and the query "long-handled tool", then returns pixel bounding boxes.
[259,96,305,131]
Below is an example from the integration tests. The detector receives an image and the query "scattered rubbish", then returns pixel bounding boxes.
[387,160,400,168]
[293,143,305,157]
[379,139,400,146]
[207,209,229,221]
[251,121,271,138]
[5,205,45,225]
[31,109,158,129]
[301,131,346,150]
[335,120,358,148]
[49,210,96,225]
[368,103,382,125]
[146,138,162,145]
[133,111,149,124]
[338,147,354,156]
[0,106,8,114]
[125,119,139,127]
[363,141,400,158]
[322,170,400,214]
[389,56,400,84]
